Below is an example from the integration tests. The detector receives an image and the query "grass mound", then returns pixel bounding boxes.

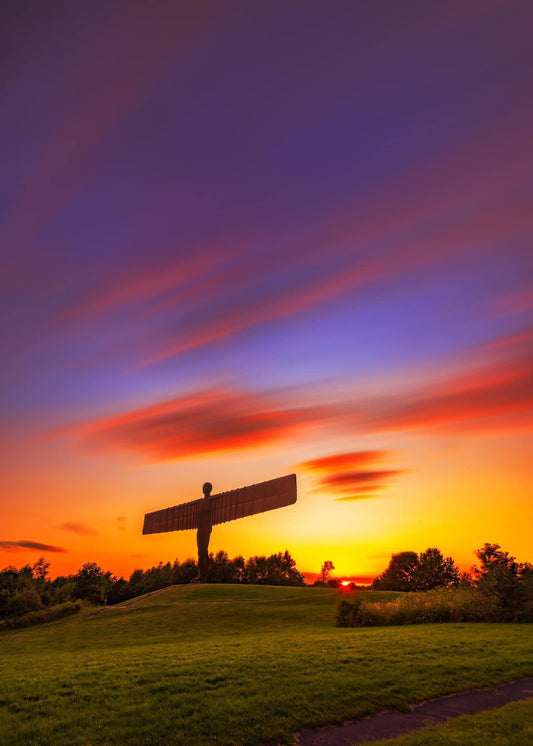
[0,585,532,745]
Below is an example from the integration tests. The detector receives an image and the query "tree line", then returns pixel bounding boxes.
[368,543,533,622]
[371,547,463,591]
[2,542,531,626]
[0,550,305,622]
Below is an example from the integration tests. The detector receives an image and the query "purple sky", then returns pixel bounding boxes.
[1,1,532,578]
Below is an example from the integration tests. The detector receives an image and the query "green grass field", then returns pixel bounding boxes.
[1,585,532,745]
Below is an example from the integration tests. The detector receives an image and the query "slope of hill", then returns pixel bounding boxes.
[0,585,531,745]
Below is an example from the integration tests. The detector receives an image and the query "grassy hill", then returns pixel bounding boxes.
[1,584,532,745]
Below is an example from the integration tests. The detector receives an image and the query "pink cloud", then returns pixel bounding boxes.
[63,387,332,462]
[367,354,533,433]
[56,329,533,466]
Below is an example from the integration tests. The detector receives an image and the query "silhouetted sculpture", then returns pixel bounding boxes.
[142,474,297,583]
[195,482,213,582]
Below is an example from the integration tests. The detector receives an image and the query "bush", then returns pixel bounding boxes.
[52,581,76,605]
[336,588,500,627]
[6,587,44,618]
[0,601,82,630]
[336,597,362,626]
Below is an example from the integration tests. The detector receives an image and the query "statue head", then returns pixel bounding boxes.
[202,482,213,498]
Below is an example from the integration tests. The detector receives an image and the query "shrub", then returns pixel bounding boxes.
[6,587,44,618]
[0,601,82,630]
[52,581,76,605]
[336,597,362,626]
[336,588,500,627]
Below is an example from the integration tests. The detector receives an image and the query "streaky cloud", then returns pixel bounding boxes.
[301,448,407,501]
[299,450,389,472]
[368,350,533,433]
[333,494,380,502]
[0,540,67,553]
[319,470,406,488]
[55,327,533,466]
[63,387,332,462]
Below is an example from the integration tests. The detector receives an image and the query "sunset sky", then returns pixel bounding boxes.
[1,1,532,583]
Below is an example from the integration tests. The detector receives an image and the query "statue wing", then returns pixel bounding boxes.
[142,497,203,534]
[210,473,297,526]
[142,473,297,534]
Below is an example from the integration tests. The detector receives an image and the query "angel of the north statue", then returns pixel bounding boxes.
[142,473,297,582]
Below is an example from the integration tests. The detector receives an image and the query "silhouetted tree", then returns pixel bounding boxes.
[472,543,524,617]
[473,543,518,578]
[320,561,335,584]
[372,551,419,591]
[232,555,245,583]
[458,571,473,587]
[277,550,305,586]
[50,576,76,604]
[518,564,533,621]
[0,563,47,618]
[372,549,460,592]
[209,551,236,583]
[173,558,198,584]
[243,551,304,586]
[74,562,113,605]
[32,557,50,582]
[243,555,268,584]
[413,548,460,590]
[107,578,130,605]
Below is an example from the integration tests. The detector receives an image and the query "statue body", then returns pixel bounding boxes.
[195,482,213,582]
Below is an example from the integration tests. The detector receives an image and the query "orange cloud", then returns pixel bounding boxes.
[300,450,389,472]
[64,388,331,462]
[320,470,406,489]
[333,494,383,502]
[300,450,406,501]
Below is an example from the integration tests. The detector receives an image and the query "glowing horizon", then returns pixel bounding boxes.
[1,2,532,583]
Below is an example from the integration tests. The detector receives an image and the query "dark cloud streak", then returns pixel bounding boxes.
[0,540,67,553]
